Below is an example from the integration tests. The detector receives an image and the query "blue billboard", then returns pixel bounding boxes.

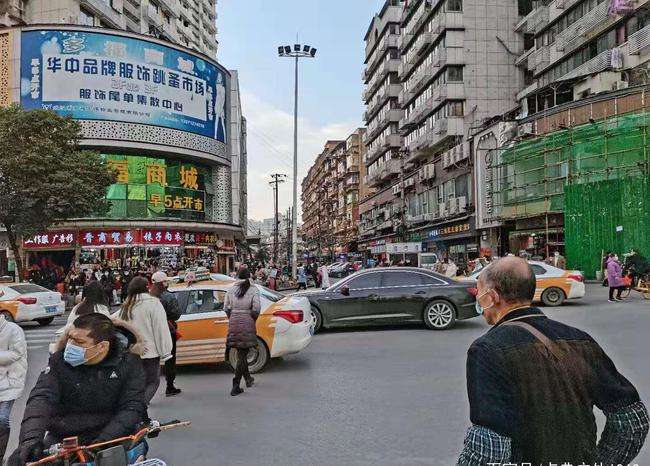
[20,29,227,141]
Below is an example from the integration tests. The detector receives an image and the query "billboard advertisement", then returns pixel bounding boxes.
[20,29,227,141]
[104,154,209,222]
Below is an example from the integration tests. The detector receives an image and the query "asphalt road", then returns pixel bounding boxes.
[7,284,650,465]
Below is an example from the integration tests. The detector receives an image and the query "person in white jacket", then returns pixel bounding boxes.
[56,281,111,339]
[113,276,172,404]
[0,313,27,459]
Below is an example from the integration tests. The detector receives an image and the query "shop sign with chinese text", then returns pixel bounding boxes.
[79,229,139,247]
[183,232,218,245]
[141,229,183,245]
[105,154,207,222]
[20,29,227,141]
[427,222,472,239]
[23,231,76,249]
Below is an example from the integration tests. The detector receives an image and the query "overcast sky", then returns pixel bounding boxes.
[218,1,383,220]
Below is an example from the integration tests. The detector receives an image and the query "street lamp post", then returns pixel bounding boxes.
[278,44,317,279]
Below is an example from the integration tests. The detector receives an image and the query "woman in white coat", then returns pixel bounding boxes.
[0,313,27,459]
[114,276,172,404]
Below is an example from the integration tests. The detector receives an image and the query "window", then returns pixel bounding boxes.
[9,284,49,294]
[448,101,464,117]
[419,274,446,285]
[347,273,381,290]
[455,174,469,200]
[79,7,95,27]
[447,0,463,11]
[531,265,547,275]
[447,66,463,82]
[381,272,419,287]
[185,289,224,314]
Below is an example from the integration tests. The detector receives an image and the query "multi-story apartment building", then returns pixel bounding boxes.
[1,0,218,57]
[514,0,648,116]
[359,0,525,265]
[301,129,368,259]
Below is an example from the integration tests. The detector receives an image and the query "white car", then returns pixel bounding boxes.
[460,260,585,306]
[0,283,65,325]
[168,279,313,373]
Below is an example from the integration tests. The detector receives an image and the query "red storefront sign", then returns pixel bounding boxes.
[23,231,76,249]
[141,229,183,246]
[79,229,139,248]
[217,238,235,252]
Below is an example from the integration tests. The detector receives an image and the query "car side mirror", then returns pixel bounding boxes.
[340,285,350,296]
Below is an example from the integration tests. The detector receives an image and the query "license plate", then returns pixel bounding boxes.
[45,306,58,313]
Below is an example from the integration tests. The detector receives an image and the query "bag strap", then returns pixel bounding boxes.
[503,320,564,360]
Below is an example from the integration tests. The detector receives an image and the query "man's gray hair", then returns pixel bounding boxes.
[481,258,536,303]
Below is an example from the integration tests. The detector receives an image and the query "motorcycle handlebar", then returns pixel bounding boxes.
[26,420,191,466]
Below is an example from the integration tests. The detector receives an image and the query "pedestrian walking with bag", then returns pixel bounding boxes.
[606,253,626,302]
[114,277,172,405]
[458,257,648,465]
[224,268,260,396]
[0,312,27,460]
[149,271,183,397]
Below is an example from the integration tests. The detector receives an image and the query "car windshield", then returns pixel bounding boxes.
[420,255,438,265]
[258,286,283,302]
[9,284,49,294]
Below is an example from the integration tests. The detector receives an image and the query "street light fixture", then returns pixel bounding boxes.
[278,43,317,279]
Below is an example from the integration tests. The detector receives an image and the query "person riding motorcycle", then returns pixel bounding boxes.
[8,313,147,466]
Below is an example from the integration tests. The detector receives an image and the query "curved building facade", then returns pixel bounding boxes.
[0,25,244,273]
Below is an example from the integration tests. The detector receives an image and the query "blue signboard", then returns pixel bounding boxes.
[20,29,227,141]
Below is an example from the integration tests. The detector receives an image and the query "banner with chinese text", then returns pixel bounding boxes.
[105,154,206,221]
[20,29,227,141]
[23,231,76,249]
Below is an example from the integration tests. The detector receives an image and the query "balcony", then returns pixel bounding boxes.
[414,32,433,56]
[431,116,464,147]
[629,24,650,55]
[432,12,464,37]
[367,108,403,142]
[558,49,612,81]
[79,0,126,29]
[378,158,401,181]
[158,0,180,16]
[436,82,464,102]
[528,45,550,74]
[366,34,399,72]
[515,47,535,68]
[145,5,163,27]
[366,84,401,120]
[556,1,611,55]
[528,5,549,34]
[408,63,435,99]
[366,59,400,96]
[406,132,435,162]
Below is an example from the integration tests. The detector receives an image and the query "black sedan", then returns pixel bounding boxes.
[294,267,478,332]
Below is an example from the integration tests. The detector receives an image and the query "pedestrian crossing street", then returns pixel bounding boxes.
[22,315,68,351]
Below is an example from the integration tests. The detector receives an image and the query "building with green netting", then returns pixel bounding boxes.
[490,109,649,278]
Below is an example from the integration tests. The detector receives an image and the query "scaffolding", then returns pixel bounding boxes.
[489,108,649,277]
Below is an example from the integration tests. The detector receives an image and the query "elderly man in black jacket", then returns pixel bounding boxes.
[458,256,648,465]
[8,313,146,466]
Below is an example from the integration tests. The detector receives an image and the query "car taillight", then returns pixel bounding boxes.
[568,274,583,282]
[273,310,304,324]
[17,296,37,304]
[466,287,478,296]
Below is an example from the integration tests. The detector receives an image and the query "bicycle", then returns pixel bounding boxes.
[619,272,650,300]
[26,420,191,466]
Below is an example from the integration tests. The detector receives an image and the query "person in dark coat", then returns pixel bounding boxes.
[224,268,260,396]
[149,271,183,397]
[8,313,146,466]
[458,257,648,464]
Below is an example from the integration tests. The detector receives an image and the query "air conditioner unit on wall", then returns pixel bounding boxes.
[392,185,401,196]
[518,122,535,138]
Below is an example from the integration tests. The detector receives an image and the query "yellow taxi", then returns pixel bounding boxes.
[461,260,585,306]
[169,279,313,373]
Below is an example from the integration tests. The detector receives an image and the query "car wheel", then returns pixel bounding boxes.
[1,311,15,323]
[36,317,55,326]
[541,287,565,306]
[423,300,456,330]
[311,306,323,334]
[228,337,270,374]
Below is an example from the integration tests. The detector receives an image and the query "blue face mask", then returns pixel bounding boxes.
[64,341,88,367]
[475,290,493,315]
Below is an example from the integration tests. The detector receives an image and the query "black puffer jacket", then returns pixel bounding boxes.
[16,337,146,449]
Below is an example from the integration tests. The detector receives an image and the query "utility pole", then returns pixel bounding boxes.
[269,173,286,264]
[286,207,292,267]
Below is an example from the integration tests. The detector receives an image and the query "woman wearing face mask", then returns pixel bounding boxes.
[606,253,625,303]
[114,277,172,404]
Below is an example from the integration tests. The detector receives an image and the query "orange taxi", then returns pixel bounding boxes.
[168,279,313,373]
[461,260,585,306]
